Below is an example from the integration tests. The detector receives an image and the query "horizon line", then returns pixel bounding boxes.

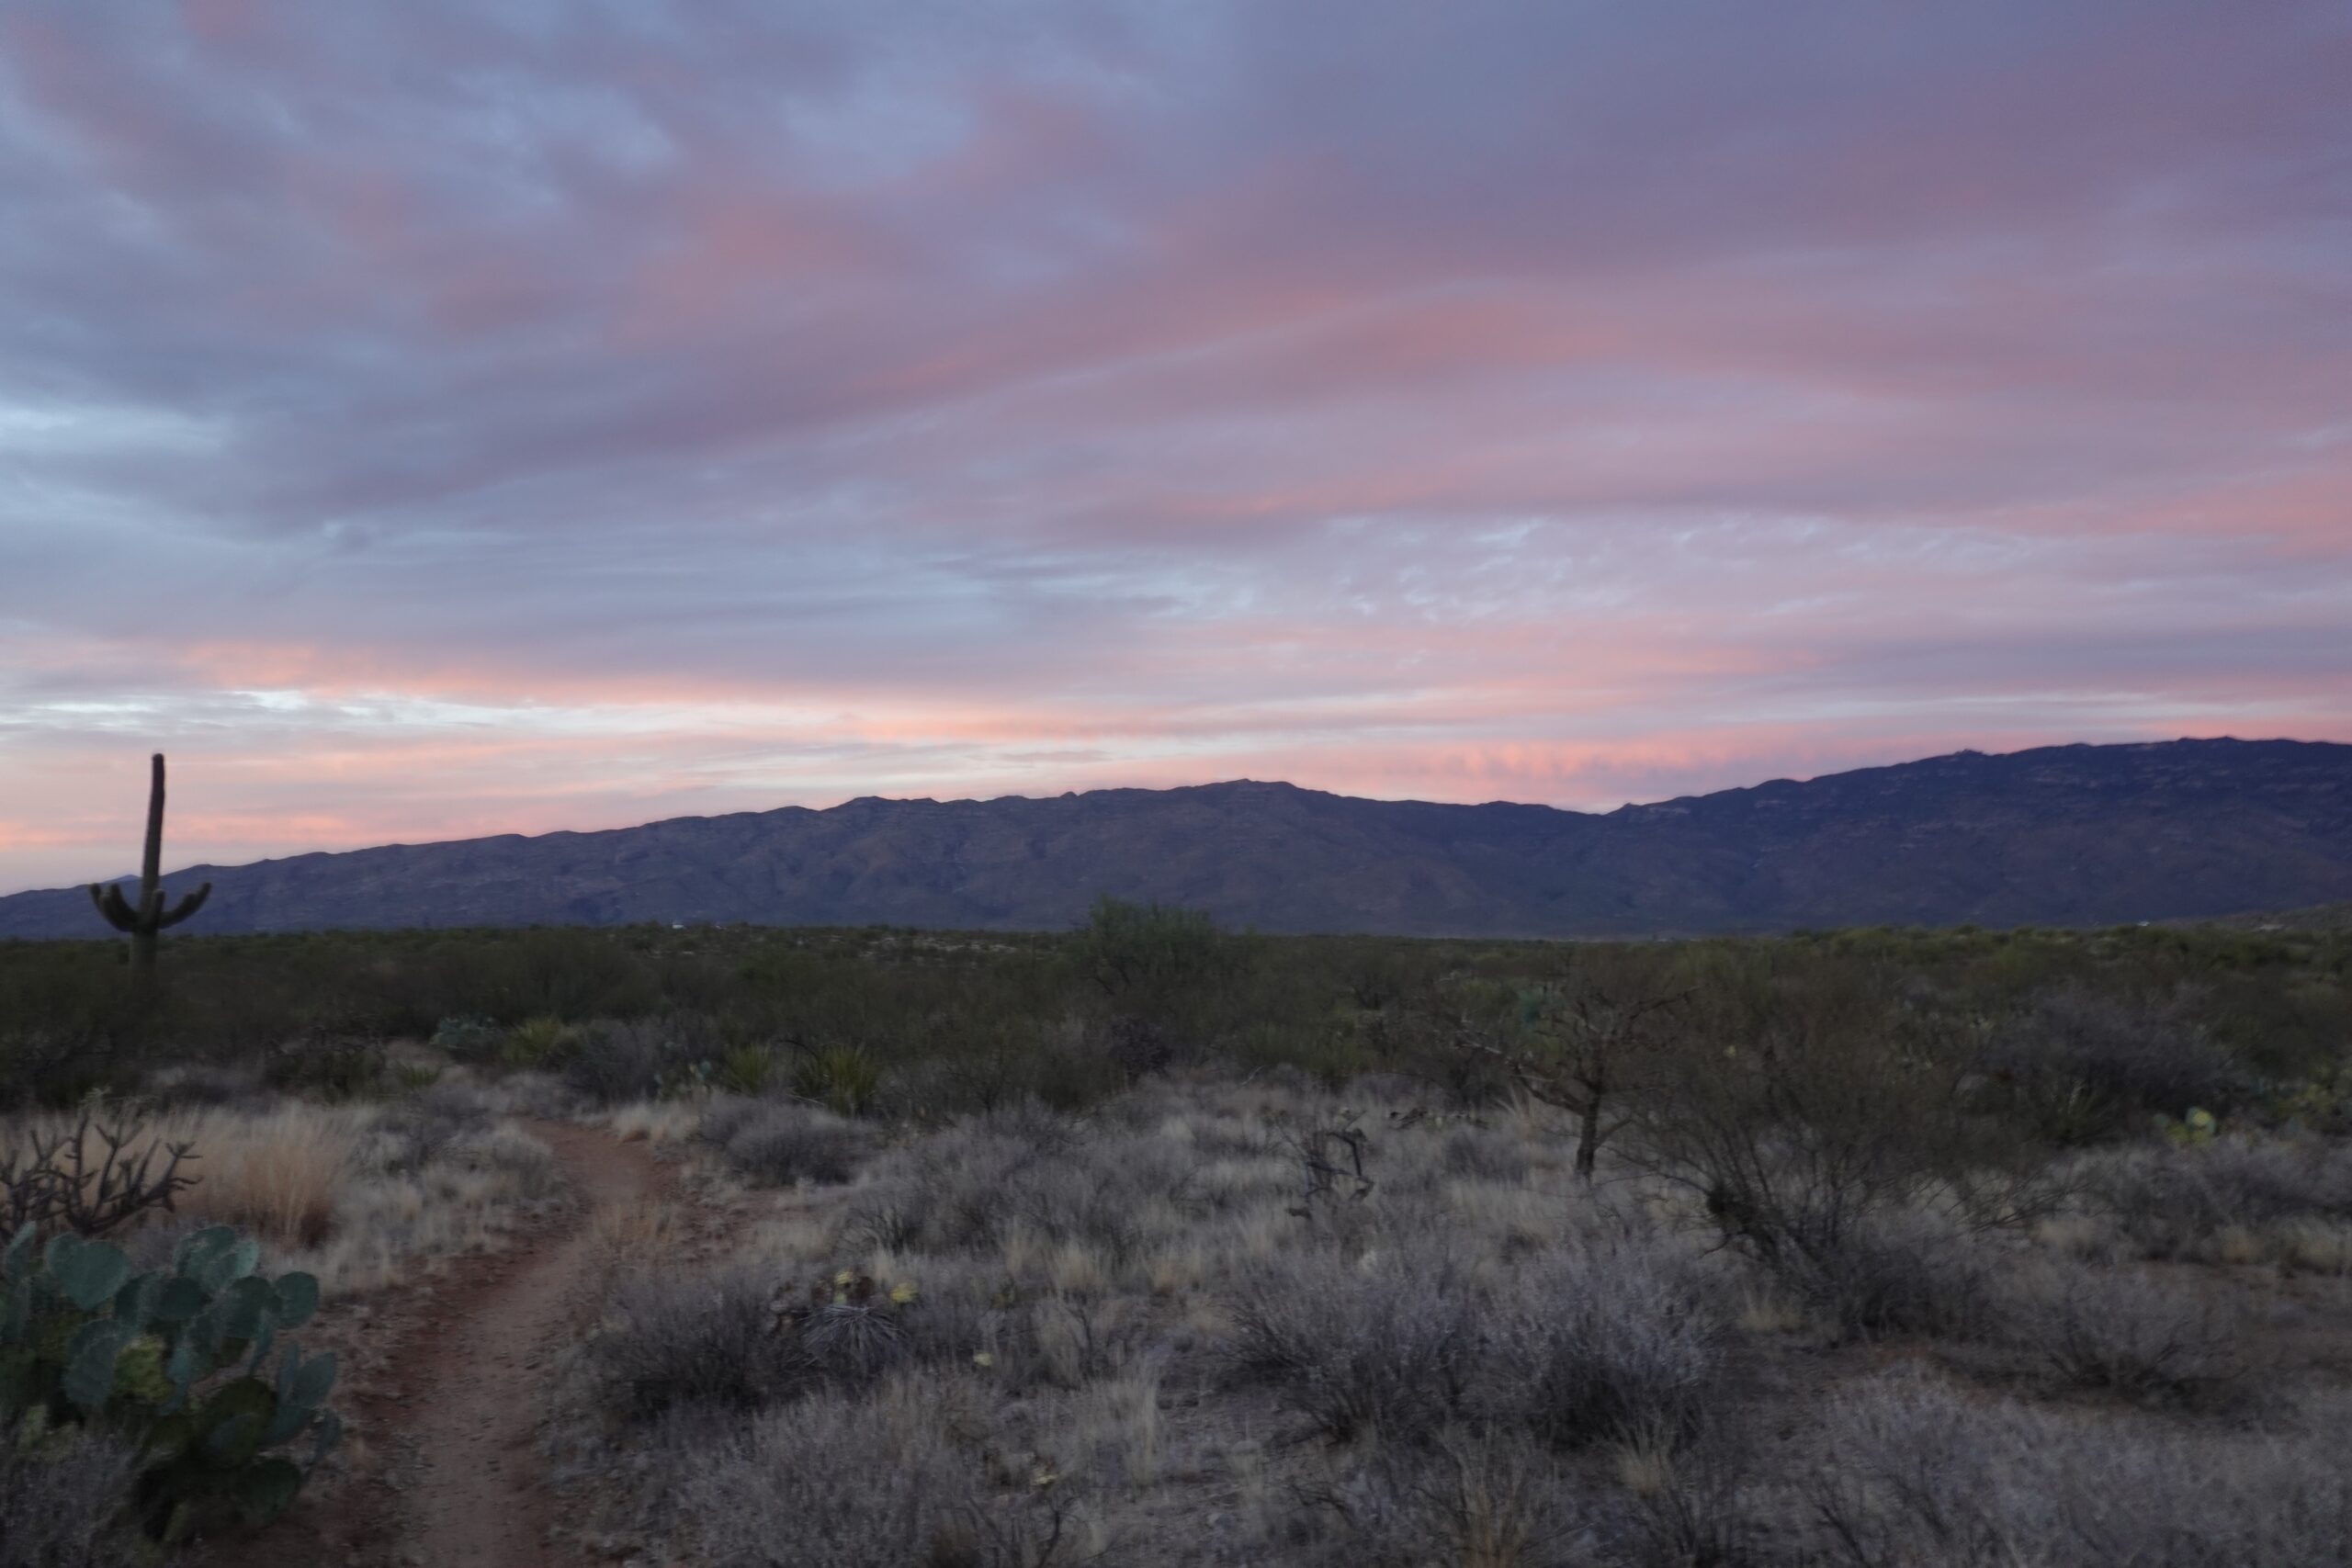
[4,732,2320,899]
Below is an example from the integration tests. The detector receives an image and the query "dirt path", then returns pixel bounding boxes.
[392,1122,662,1566]
[243,1120,668,1568]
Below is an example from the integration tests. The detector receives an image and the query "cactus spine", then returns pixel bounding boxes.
[87,752,210,974]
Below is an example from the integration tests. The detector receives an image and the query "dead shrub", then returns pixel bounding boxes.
[382,1081,492,1171]
[1802,1207,2006,1340]
[564,1021,699,1106]
[677,1387,984,1568]
[1630,1006,2043,1339]
[0,1423,152,1568]
[1309,1427,1584,1568]
[1812,1371,2352,1566]
[842,1111,1191,1274]
[702,1099,870,1187]
[593,1268,806,1420]
[2074,1135,2352,1260]
[1616,1427,1763,1568]
[1225,1242,1483,1443]
[1996,1261,2241,1401]
[1442,1123,1532,1185]
[1500,1236,1723,1450]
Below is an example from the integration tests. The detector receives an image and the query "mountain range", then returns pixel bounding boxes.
[5,739,2349,941]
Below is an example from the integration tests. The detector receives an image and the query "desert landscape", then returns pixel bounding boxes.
[7,899,2351,1565]
[6,2,2349,1563]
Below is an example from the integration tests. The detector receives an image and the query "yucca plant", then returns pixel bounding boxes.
[501,1014,572,1071]
[766,1269,919,1385]
[791,1047,883,1117]
[714,1043,779,1098]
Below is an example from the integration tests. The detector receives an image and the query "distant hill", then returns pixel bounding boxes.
[4,739,2349,940]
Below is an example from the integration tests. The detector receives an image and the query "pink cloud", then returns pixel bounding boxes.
[0,1,2346,892]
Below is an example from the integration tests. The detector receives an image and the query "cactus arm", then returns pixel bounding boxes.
[142,752,167,890]
[89,882,139,931]
[157,883,212,930]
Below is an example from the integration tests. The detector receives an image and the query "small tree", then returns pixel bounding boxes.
[86,753,210,977]
[1072,896,1228,1005]
[1451,953,1684,1179]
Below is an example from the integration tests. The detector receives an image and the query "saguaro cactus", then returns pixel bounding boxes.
[88,752,211,975]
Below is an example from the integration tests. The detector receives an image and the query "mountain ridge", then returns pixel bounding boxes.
[4,737,2349,939]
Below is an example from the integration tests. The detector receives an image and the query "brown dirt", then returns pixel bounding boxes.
[233,1121,669,1568]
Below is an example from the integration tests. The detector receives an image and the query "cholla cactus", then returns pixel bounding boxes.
[86,753,210,976]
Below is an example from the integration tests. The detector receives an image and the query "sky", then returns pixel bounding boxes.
[2,1,2349,893]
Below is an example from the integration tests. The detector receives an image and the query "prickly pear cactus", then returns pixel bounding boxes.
[0,1220,340,1540]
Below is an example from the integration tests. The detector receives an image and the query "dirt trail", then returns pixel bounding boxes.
[244,1120,666,1568]
[392,1122,661,1566]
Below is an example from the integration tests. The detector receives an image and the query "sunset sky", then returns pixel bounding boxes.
[3,1,2348,892]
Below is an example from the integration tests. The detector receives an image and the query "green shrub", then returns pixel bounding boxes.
[712,1043,778,1098]
[427,1014,502,1056]
[563,1021,696,1105]
[499,1014,572,1071]
[1072,895,1250,1043]
[792,1047,883,1118]
[263,1040,382,1101]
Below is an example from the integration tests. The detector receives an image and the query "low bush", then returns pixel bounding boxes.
[382,1083,492,1172]
[701,1100,870,1187]
[564,1021,698,1105]
[675,1386,984,1568]
[0,1421,153,1568]
[2072,1135,2352,1260]
[1501,1237,1722,1450]
[1802,1207,2006,1340]
[1996,1261,2240,1401]
[1812,1371,2352,1566]
[1225,1243,1483,1443]
[1630,1009,2043,1340]
[1308,1427,1582,1568]
[840,1107,1182,1269]
[592,1268,803,1421]
[1980,987,2246,1144]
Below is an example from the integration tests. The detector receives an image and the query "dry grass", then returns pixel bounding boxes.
[0,1420,150,1568]
[1,1090,560,1297]
[294,1117,559,1295]
[2059,1134,2352,1268]
[4,1101,361,1248]
[602,1099,703,1146]
[548,1074,2352,1567]
[1812,1371,2352,1566]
